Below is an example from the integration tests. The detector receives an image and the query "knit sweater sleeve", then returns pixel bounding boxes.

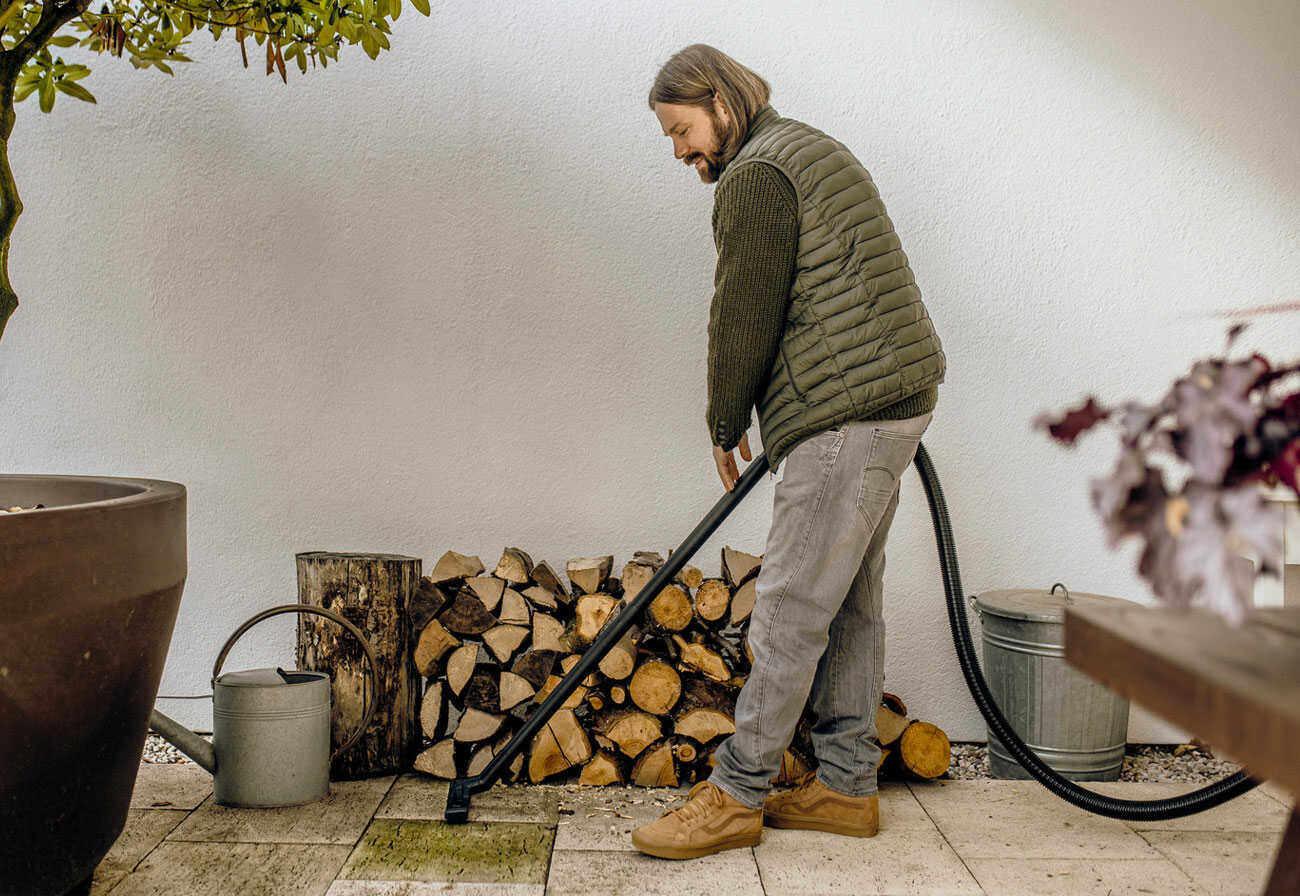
[707,162,799,452]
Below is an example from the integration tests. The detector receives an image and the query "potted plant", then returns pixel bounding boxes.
[0,2,429,892]
[1034,306,1300,624]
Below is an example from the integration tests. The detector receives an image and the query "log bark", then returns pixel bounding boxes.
[296,552,421,778]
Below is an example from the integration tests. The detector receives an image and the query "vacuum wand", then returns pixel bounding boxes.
[445,451,772,822]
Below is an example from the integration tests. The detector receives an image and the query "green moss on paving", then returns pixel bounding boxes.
[340,819,554,884]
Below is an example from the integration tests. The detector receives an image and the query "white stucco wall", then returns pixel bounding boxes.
[2,0,1296,744]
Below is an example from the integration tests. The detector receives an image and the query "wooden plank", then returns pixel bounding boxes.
[1064,604,1300,797]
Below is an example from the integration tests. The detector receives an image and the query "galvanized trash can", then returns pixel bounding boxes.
[973,586,1134,781]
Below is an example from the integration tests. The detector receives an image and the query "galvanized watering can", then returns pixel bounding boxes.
[148,604,378,808]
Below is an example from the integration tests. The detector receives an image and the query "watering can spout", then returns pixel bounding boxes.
[148,708,217,774]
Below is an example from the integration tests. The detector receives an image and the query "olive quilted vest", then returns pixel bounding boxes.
[717,106,946,468]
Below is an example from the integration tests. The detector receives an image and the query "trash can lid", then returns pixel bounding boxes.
[973,588,1136,622]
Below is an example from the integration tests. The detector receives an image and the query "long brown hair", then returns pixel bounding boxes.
[647,44,771,165]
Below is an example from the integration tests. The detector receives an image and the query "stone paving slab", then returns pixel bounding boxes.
[376,776,559,824]
[964,856,1209,895]
[1138,829,1286,896]
[754,826,981,896]
[108,842,352,896]
[909,780,1162,860]
[1259,780,1295,808]
[1089,780,1292,832]
[129,764,212,810]
[339,820,553,884]
[326,881,545,895]
[546,847,764,896]
[167,776,395,844]
[89,809,189,895]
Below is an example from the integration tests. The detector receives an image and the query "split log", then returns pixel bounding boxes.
[772,748,812,785]
[648,584,693,632]
[512,649,557,690]
[693,579,731,626]
[631,738,678,786]
[419,682,444,739]
[595,708,663,758]
[498,588,532,626]
[499,671,536,712]
[882,692,907,717]
[484,624,530,663]
[621,559,656,601]
[409,577,451,631]
[413,618,460,676]
[628,660,682,716]
[532,613,568,653]
[296,551,421,778]
[673,635,731,682]
[430,550,484,584]
[466,575,506,612]
[875,701,911,749]
[722,547,762,587]
[462,670,500,714]
[579,750,625,785]
[570,595,619,648]
[598,626,640,681]
[413,738,458,779]
[453,708,506,743]
[528,708,592,782]
[897,721,951,779]
[493,547,533,585]
[440,592,496,636]
[730,578,757,626]
[445,643,490,698]
[530,561,570,602]
[567,556,613,595]
[522,585,558,613]
[674,707,735,744]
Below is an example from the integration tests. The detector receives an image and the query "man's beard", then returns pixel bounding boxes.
[686,112,730,183]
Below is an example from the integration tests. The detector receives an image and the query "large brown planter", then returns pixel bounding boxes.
[0,475,186,896]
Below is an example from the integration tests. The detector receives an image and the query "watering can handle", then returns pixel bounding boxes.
[211,604,381,763]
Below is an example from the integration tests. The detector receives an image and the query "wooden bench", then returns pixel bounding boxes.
[1065,603,1300,896]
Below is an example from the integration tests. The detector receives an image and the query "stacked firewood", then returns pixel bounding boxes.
[408,546,950,786]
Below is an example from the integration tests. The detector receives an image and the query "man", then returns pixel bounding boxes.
[632,45,946,860]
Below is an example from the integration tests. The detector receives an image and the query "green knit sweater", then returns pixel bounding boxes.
[707,162,938,452]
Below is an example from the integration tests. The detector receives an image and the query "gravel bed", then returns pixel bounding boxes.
[143,735,1241,783]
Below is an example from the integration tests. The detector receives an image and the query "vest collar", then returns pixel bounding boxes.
[745,105,780,141]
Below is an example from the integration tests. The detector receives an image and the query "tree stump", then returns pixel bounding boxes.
[296,552,421,778]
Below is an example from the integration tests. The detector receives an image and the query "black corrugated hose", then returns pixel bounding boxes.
[911,442,1261,819]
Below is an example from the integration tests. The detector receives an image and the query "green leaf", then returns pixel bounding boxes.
[49,34,79,47]
[409,0,429,15]
[38,77,54,113]
[360,30,378,58]
[154,60,173,75]
[14,80,37,101]
[62,65,91,81]
[55,80,96,103]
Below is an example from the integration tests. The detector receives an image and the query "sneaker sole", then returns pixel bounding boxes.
[762,812,878,838]
[630,831,762,860]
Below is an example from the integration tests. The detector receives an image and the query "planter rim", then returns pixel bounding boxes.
[0,473,186,517]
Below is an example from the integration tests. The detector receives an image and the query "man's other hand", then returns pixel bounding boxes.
[713,433,752,492]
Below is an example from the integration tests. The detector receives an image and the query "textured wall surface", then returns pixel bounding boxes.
[2,0,1297,742]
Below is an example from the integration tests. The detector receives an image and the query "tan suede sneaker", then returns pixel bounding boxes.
[630,781,763,860]
[763,772,880,837]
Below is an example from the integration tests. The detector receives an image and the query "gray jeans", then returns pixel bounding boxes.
[708,411,933,809]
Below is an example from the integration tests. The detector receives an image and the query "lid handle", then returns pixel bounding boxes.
[211,604,380,763]
[1050,582,1072,603]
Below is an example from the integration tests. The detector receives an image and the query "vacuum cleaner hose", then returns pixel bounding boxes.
[911,441,1261,820]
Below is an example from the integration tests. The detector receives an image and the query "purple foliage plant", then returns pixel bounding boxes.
[1033,310,1300,625]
